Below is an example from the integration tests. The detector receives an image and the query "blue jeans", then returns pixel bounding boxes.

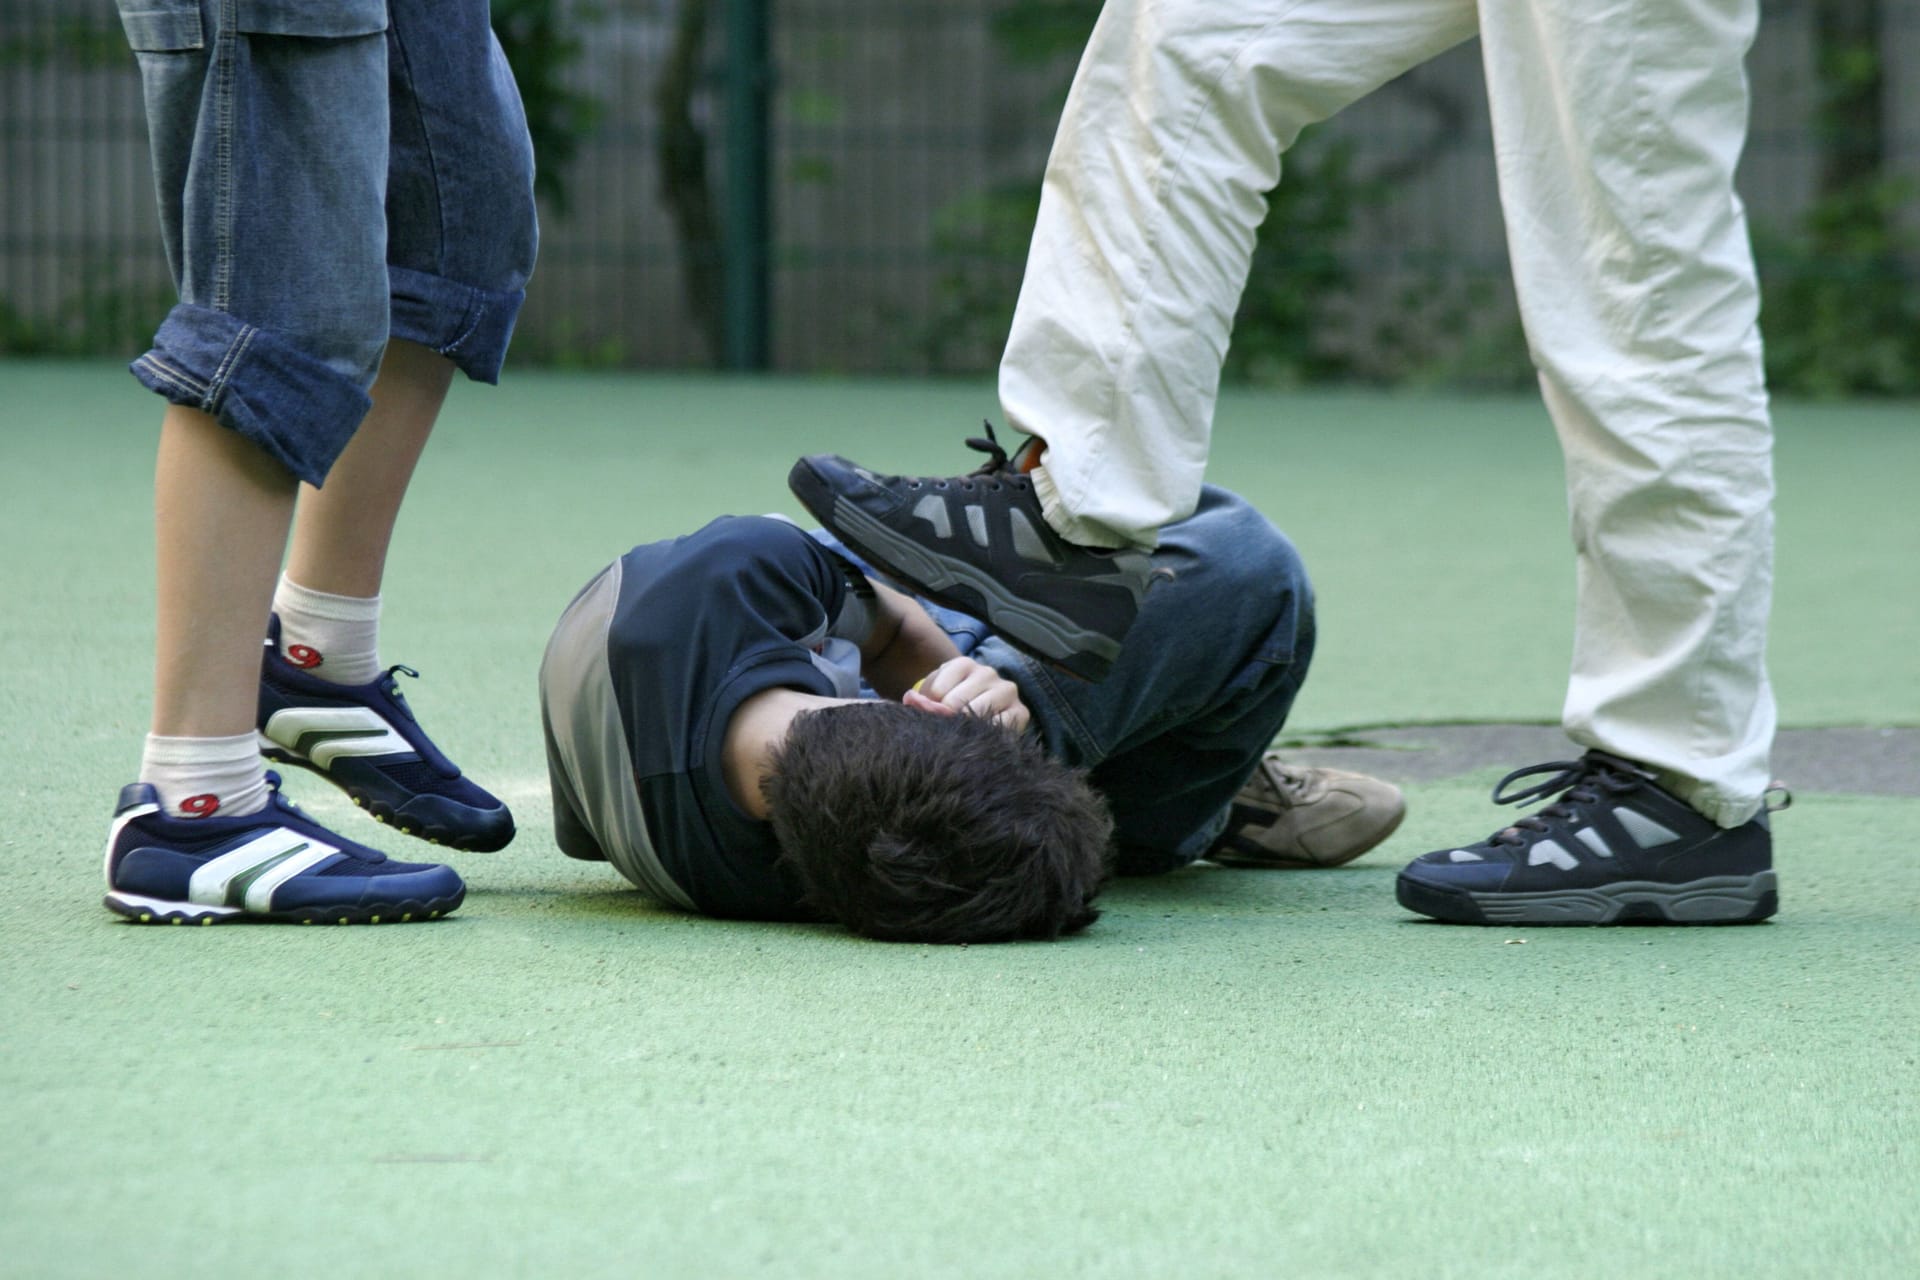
[828,486,1315,875]
[116,0,538,486]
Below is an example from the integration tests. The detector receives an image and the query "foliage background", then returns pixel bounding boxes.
[1,0,1915,395]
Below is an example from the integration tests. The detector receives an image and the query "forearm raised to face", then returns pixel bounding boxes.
[857,577,962,701]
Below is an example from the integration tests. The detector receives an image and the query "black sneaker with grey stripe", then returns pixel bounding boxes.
[788,427,1161,681]
[1396,750,1781,925]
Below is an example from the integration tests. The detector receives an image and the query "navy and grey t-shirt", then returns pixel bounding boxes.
[539,516,878,919]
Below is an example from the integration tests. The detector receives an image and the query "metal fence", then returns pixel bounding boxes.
[4,1,1918,392]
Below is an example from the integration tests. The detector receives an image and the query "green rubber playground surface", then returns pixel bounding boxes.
[2,360,1916,1277]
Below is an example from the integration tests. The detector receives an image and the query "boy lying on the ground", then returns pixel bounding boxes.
[539,486,1402,943]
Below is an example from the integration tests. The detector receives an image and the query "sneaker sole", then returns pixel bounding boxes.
[103,888,464,926]
[790,464,1121,680]
[1395,870,1778,925]
[260,743,513,853]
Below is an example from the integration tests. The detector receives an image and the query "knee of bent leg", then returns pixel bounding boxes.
[1209,494,1314,669]
[1184,495,1318,715]
[1239,527,1314,669]
[1184,488,1313,613]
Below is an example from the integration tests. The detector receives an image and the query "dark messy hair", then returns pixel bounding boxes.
[765,701,1112,943]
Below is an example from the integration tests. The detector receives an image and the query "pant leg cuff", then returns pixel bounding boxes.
[387,264,524,385]
[131,304,372,488]
[1033,460,1152,550]
[1654,770,1764,829]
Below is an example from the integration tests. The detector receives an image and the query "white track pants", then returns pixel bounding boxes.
[999,0,1776,825]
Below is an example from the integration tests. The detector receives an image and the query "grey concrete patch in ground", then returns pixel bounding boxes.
[1280,725,1919,797]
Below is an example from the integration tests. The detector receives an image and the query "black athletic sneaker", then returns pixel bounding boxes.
[258,615,514,852]
[1396,751,1780,925]
[788,426,1162,680]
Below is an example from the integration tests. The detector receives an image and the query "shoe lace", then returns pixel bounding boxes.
[905,422,1024,494]
[379,664,421,721]
[1485,751,1650,847]
[262,769,300,813]
[964,421,1012,474]
[1765,781,1793,813]
[1248,757,1316,809]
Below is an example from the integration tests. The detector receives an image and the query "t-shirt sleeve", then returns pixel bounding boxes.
[613,516,852,682]
[605,515,858,918]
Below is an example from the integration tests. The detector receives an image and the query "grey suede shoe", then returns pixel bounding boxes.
[1209,757,1407,868]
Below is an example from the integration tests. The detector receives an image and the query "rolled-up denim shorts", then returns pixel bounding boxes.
[116,0,539,486]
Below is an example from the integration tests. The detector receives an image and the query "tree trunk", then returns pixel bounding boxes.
[656,0,726,364]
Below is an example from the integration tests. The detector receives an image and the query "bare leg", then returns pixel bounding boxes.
[151,337,455,737]
[151,406,298,738]
[256,336,513,850]
[285,338,455,598]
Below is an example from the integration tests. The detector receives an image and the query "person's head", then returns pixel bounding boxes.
[765,701,1112,943]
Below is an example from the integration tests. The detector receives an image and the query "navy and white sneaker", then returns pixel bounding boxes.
[257,616,514,852]
[103,773,466,925]
[1396,751,1780,925]
[789,426,1163,681]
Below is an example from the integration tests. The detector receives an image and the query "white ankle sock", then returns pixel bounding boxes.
[273,575,382,685]
[141,732,270,819]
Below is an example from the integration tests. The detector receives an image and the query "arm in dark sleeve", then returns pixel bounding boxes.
[618,516,860,662]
